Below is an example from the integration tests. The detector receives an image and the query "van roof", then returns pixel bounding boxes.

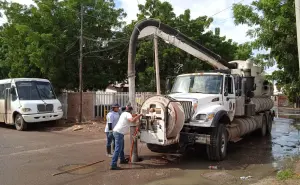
[0,78,50,83]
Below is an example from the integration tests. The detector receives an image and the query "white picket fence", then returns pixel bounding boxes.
[94,91,155,118]
[58,91,156,119]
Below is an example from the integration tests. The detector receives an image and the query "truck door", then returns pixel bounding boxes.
[224,75,236,121]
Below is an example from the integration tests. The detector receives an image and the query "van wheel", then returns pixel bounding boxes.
[206,124,228,161]
[260,114,267,137]
[15,114,27,131]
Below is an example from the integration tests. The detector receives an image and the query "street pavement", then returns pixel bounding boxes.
[0,109,299,185]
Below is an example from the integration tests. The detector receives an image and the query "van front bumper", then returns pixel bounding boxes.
[22,112,63,123]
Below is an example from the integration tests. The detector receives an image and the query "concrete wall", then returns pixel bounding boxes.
[67,92,95,122]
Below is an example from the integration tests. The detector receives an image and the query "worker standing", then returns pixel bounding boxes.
[105,103,120,157]
[110,106,142,170]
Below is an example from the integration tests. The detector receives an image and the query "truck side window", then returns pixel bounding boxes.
[225,76,233,94]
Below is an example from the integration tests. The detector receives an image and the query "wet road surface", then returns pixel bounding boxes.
[0,109,299,185]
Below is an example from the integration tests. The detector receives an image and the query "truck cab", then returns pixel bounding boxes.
[169,72,236,127]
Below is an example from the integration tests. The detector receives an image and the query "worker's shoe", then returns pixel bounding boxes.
[106,146,112,157]
[120,159,129,164]
[110,166,122,170]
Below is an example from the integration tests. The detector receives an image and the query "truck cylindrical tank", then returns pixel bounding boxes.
[227,116,261,140]
[251,97,274,113]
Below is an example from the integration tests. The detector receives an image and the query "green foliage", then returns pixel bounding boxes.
[233,0,299,102]
[0,0,253,93]
[277,169,294,180]
[0,0,127,91]
[130,0,252,92]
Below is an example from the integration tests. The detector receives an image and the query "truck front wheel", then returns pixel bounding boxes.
[15,114,27,131]
[206,124,228,161]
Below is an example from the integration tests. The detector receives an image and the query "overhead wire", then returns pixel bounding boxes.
[175,0,245,29]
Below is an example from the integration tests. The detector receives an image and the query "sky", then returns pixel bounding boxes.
[1,0,277,73]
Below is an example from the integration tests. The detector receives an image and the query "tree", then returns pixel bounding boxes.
[232,0,299,102]
[0,0,127,92]
[127,0,252,92]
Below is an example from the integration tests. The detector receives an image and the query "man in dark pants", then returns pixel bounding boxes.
[105,103,120,157]
[110,106,142,170]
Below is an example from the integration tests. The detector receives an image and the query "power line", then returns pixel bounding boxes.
[82,42,128,56]
[175,0,245,29]
[64,39,78,53]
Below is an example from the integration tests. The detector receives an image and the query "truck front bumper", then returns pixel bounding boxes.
[22,112,63,123]
[180,132,211,145]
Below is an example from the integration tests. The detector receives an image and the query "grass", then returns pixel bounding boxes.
[277,169,294,180]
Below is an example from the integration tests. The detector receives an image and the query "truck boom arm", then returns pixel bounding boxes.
[128,19,236,111]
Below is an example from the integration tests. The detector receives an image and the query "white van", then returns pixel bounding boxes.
[0,78,63,131]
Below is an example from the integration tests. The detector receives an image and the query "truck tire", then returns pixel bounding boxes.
[206,124,228,161]
[266,113,273,135]
[260,114,267,137]
[15,114,27,131]
[147,143,177,153]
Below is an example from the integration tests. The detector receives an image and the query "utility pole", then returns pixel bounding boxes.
[154,35,161,94]
[79,4,83,123]
[295,0,300,79]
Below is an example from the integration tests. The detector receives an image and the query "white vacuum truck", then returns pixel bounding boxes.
[139,60,274,161]
[127,19,274,161]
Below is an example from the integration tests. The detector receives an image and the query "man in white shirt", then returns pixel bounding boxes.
[105,103,120,157]
[110,106,142,170]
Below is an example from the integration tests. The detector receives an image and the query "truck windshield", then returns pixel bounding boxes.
[15,81,56,100]
[171,75,223,94]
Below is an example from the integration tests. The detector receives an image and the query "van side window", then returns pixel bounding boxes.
[0,83,11,99]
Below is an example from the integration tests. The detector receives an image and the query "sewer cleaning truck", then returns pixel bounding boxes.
[127,19,274,161]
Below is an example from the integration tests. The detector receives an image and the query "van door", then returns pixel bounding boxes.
[4,87,13,124]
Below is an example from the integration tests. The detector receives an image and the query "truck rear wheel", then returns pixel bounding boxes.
[206,124,228,161]
[260,114,267,137]
[266,113,273,135]
[15,114,27,131]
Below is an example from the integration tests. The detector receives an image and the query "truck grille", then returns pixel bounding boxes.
[179,101,194,122]
[37,104,54,113]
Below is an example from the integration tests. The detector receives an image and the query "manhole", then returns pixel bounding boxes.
[57,164,97,175]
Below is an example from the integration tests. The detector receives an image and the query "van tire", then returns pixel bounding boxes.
[15,114,27,131]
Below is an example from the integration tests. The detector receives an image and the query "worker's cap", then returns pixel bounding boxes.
[112,103,120,108]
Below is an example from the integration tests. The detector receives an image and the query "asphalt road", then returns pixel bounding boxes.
[0,110,299,185]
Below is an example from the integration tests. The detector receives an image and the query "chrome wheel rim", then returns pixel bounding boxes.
[15,116,22,127]
[221,133,226,154]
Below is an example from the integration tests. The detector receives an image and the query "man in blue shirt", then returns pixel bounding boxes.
[105,103,120,157]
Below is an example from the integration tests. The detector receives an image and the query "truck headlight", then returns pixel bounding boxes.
[196,114,206,120]
[22,108,31,112]
[58,106,62,110]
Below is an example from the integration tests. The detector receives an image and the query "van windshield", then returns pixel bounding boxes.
[15,81,56,100]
